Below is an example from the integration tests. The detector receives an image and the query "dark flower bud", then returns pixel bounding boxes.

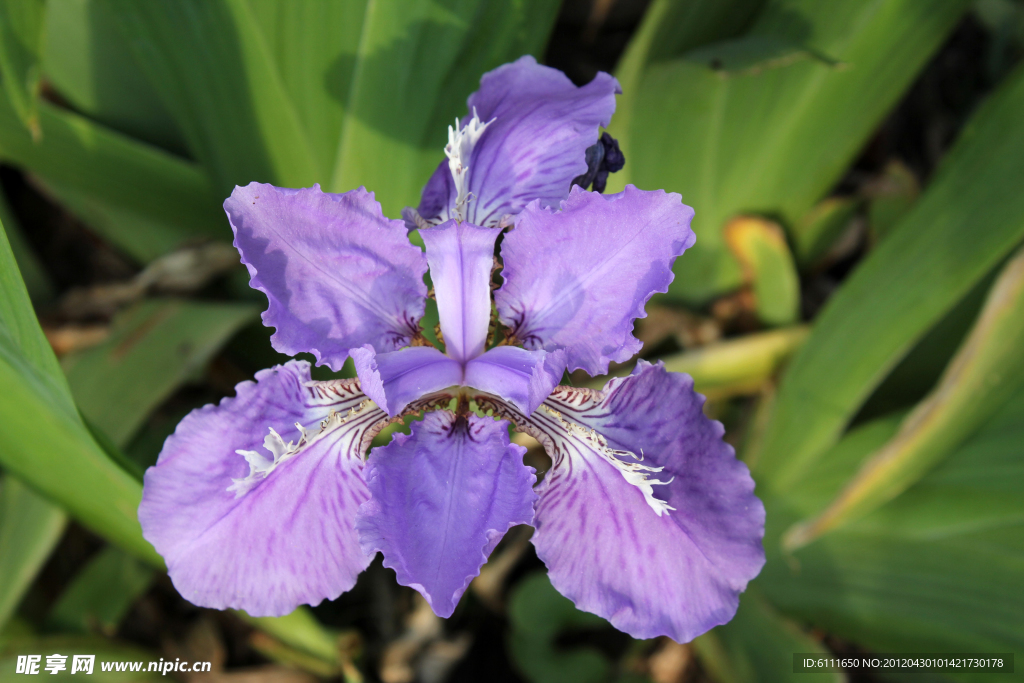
[571,132,626,193]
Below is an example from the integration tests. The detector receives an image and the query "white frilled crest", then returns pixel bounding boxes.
[444,108,495,222]
[228,399,376,497]
[539,405,676,517]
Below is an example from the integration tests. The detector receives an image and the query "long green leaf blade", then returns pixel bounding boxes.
[755,63,1024,491]
[619,326,809,400]
[102,0,315,193]
[241,0,369,181]
[46,547,154,635]
[0,0,45,137]
[612,0,969,301]
[760,389,1024,670]
[0,92,224,260]
[0,220,159,566]
[0,478,67,629]
[41,0,185,151]
[613,0,766,149]
[785,245,1024,547]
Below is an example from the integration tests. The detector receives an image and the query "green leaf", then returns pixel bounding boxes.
[0,0,45,138]
[0,218,160,567]
[508,572,611,683]
[0,92,225,262]
[104,0,319,194]
[649,326,808,401]
[61,299,257,449]
[0,478,67,629]
[682,34,838,75]
[0,189,52,304]
[693,591,840,683]
[754,62,1024,491]
[41,0,185,152]
[31,177,208,265]
[9,0,560,261]
[785,245,1024,547]
[791,196,859,267]
[46,547,154,636]
[853,266,994,423]
[0,221,62,386]
[613,0,767,140]
[611,0,970,302]
[240,0,370,183]
[100,0,559,218]
[759,388,1024,674]
[724,217,800,326]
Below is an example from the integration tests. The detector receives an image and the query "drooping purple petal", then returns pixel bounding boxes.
[226,183,428,372]
[481,361,764,642]
[351,345,462,417]
[419,220,499,362]
[464,345,566,415]
[356,411,536,618]
[495,185,695,376]
[139,361,388,616]
[413,56,620,228]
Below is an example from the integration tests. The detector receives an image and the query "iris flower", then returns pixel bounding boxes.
[139,56,765,642]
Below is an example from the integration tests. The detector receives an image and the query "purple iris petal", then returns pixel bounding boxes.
[503,361,764,642]
[496,186,696,376]
[226,183,428,372]
[414,56,620,228]
[356,411,536,618]
[464,345,566,415]
[351,345,462,417]
[408,169,452,231]
[139,361,387,616]
[420,220,499,362]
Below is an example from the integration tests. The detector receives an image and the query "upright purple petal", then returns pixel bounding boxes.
[226,183,428,371]
[139,361,388,616]
[356,411,536,618]
[496,186,695,376]
[480,361,764,642]
[420,220,499,362]
[464,345,566,415]
[351,345,462,417]
[415,56,620,228]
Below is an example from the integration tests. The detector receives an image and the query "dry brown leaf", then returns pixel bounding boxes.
[648,639,692,683]
[44,323,110,356]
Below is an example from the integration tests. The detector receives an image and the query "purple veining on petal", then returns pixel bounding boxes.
[481,361,764,642]
[464,345,566,415]
[351,345,463,417]
[356,411,536,618]
[414,56,620,227]
[420,220,499,363]
[139,360,386,616]
[226,183,428,371]
[410,159,455,231]
[495,185,696,376]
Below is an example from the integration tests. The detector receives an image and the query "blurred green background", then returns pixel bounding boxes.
[1,0,1023,681]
